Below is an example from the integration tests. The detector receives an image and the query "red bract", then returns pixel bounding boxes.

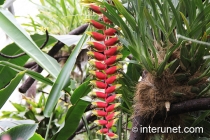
[92,110,107,117]
[96,128,109,134]
[105,46,123,56]
[105,55,122,65]
[92,102,107,108]
[87,51,105,61]
[106,103,121,112]
[106,118,118,129]
[105,84,122,94]
[90,80,107,89]
[94,120,108,125]
[89,60,106,70]
[106,112,120,121]
[88,19,105,29]
[89,91,107,99]
[106,94,122,103]
[105,37,119,46]
[88,42,106,52]
[89,4,103,14]
[105,28,117,36]
[106,74,122,84]
[89,71,107,80]
[103,16,112,23]
[105,65,122,75]
[86,31,105,41]
[106,132,118,139]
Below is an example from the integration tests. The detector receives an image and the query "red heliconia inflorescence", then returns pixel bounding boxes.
[85,2,123,139]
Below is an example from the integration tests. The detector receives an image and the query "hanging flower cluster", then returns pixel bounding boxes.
[84,1,123,139]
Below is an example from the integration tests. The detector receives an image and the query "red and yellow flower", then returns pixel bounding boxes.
[85,2,123,139]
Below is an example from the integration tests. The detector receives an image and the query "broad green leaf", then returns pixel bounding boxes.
[0,71,25,109]
[52,101,89,140]
[0,8,61,78]
[70,80,91,104]
[0,124,38,140]
[0,44,29,89]
[0,33,56,88]
[51,80,91,140]
[29,133,44,140]
[0,0,5,5]
[0,120,35,133]
[0,61,53,86]
[44,33,88,117]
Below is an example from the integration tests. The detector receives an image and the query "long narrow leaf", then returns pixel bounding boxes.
[0,8,61,78]
[0,71,25,109]
[44,33,88,117]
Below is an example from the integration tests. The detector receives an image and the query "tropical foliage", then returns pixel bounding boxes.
[0,0,210,140]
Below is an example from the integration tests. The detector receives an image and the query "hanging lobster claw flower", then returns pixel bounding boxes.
[86,19,105,29]
[92,110,107,117]
[106,132,118,139]
[96,128,109,134]
[94,119,108,125]
[103,16,112,23]
[89,71,107,80]
[106,111,120,121]
[87,51,106,61]
[90,80,107,89]
[92,102,107,108]
[105,37,119,46]
[89,4,104,14]
[106,103,121,112]
[106,118,119,129]
[105,28,117,36]
[105,46,123,56]
[89,59,106,70]
[105,65,122,75]
[88,91,107,99]
[86,31,105,41]
[87,41,106,52]
[106,94,122,103]
[106,74,122,84]
[105,84,122,94]
[105,55,123,65]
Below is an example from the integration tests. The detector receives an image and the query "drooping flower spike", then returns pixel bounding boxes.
[84,1,123,138]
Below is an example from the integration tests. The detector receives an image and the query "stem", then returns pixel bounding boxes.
[45,113,53,140]
[82,116,92,140]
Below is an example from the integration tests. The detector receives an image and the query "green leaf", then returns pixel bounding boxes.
[0,71,25,109]
[0,124,38,140]
[44,33,88,117]
[0,120,35,133]
[112,0,136,31]
[11,102,26,112]
[0,0,5,6]
[29,133,44,140]
[51,79,91,140]
[0,33,56,89]
[60,0,67,16]
[0,61,53,86]
[70,80,91,104]
[191,111,210,127]
[0,8,61,78]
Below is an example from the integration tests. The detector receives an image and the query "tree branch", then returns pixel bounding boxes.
[129,97,210,140]
[19,24,89,93]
